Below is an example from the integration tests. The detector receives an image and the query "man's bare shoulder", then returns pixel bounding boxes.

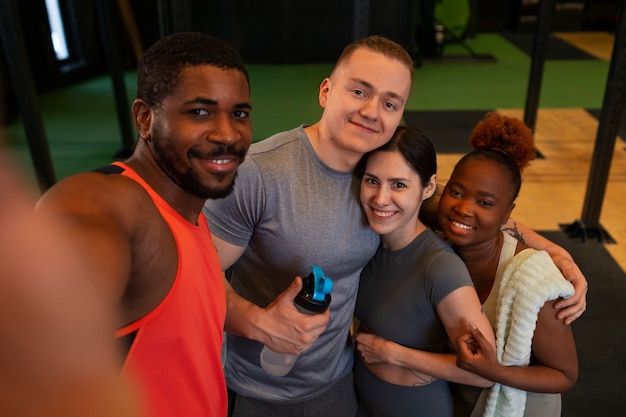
[34,170,167,274]
[37,171,156,223]
[35,170,176,317]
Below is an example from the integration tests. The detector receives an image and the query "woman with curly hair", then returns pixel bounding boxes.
[441,112,579,417]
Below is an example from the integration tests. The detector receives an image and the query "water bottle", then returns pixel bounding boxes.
[260,266,332,376]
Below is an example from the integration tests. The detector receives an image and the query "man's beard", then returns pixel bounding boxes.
[150,129,246,200]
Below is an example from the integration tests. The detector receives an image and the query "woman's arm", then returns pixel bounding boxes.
[354,286,495,387]
[353,332,492,387]
[456,300,578,393]
[502,218,587,324]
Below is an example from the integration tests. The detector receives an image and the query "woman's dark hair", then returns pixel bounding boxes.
[137,32,249,108]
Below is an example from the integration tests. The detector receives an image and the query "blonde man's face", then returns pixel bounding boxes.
[319,48,412,158]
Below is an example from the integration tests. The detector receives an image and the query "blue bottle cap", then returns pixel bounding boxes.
[310,265,332,301]
[294,265,332,313]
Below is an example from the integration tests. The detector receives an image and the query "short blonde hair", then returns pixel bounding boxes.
[333,35,414,83]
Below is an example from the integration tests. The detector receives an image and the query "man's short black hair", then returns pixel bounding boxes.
[137,32,249,108]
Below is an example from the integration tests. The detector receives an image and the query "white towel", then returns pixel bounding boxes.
[482,249,575,417]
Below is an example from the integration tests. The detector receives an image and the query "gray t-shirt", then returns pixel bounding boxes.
[354,229,474,417]
[203,126,380,403]
[356,228,473,352]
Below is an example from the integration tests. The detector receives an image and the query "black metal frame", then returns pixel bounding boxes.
[0,0,56,191]
[524,0,622,243]
[524,0,554,160]
[561,1,626,243]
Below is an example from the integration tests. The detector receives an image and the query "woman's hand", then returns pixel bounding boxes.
[353,330,390,364]
[455,322,499,380]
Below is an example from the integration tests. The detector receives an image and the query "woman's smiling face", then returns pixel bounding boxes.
[438,158,516,249]
[360,150,432,251]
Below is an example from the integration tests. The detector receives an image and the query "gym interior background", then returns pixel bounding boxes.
[0,0,620,97]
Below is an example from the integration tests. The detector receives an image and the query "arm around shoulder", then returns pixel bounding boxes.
[502,218,587,324]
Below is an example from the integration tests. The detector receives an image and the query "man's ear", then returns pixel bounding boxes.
[318,78,331,108]
[132,99,153,140]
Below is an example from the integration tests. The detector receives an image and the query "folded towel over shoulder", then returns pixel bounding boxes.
[482,249,575,417]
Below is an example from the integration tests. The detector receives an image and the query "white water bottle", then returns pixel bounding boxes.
[260,266,332,376]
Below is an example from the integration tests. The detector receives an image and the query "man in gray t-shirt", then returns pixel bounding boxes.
[206,125,380,404]
[204,35,415,416]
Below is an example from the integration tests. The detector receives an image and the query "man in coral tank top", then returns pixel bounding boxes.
[35,32,253,417]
